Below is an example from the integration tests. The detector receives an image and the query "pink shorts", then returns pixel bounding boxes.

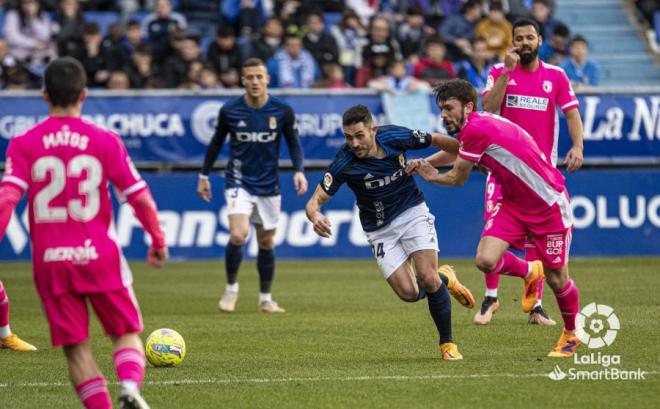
[482,201,573,269]
[42,287,143,347]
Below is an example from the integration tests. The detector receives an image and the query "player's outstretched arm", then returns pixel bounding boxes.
[425,150,457,167]
[127,189,169,268]
[305,186,333,238]
[406,157,473,187]
[430,133,460,154]
[482,47,519,113]
[0,185,23,240]
[563,108,584,172]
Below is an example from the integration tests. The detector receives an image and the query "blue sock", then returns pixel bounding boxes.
[427,283,453,344]
[257,248,275,293]
[225,242,243,285]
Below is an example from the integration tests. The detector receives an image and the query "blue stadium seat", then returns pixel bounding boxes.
[323,13,342,31]
[655,10,660,42]
[84,11,120,36]
[0,10,5,34]
[129,11,151,25]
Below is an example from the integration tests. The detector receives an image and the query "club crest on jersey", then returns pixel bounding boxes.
[269,116,277,130]
[543,80,552,93]
[323,172,333,190]
[398,154,406,168]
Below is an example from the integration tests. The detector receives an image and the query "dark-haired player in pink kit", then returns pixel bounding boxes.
[478,18,584,326]
[0,57,168,409]
[408,79,581,357]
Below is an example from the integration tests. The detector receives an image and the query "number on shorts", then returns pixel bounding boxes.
[32,155,103,223]
[371,242,385,258]
[486,182,495,199]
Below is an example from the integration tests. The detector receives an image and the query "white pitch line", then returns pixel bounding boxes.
[1,371,657,388]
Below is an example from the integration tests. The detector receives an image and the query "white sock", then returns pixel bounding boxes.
[485,288,498,298]
[120,380,138,394]
[226,283,239,293]
[259,293,272,304]
[534,300,542,308]
[0,325,11,338]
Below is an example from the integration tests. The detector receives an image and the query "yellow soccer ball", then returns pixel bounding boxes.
[145,328,186,367]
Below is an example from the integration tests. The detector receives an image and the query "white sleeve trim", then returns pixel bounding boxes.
[561,101,579,111]
[121,180,147,197]
[458,149,482,160]
[2,175,28,191]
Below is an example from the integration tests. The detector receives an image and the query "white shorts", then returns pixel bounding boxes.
[364,203,439,279]
[224,187,281,230]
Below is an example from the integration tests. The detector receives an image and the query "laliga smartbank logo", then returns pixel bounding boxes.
[548,303,647,381]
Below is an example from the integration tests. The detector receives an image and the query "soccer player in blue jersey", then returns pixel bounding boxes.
[198,58,308,313]
[305,104,475,360]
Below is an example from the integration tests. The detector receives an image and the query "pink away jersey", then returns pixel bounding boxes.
[482,61,579,165]
[1,116,147,300]
[457,111,572,231]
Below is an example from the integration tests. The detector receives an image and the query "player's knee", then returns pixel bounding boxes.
[475,255,496,273]
[397,287,419,302]
[229,231,248,246]
[417,271,440,293]
[257,237,274,250]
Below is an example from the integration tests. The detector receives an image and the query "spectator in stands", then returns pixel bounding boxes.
[304,0,344,13]
[206,25,242,88]
[439,0,482,61]
[455,37,494,93]
[106,69,131,89]
[221,0,268,37]
[303,12,339,67]
[346,0,378,26]
[162,36,202,87]
[179,59,204,89]
[2,62,31,89]
[124,19,144,55]
[199,64,223,89]
[397,5,434,64]
[125,43,160,88]
[101,22,132,71]
[0,38,10,88]
[267,33,318,88]
[79,22,110,86]
[354,45,392,87]
[539,22,570,64]
[118,0,156,18]
[250,17,284,63]
[2,0,56,65]
[475,1,511,61]
[531,0,560,41]
[330,9,367,84]
[364,15,402,64]
[560,35,600,87]
[54,0,85,59]
[275,0,307,32]
[178,0,220,39]
[141,0,187,60]
[312,62,351,88]
[413,35,456,86]
[506,0,554,21]
[367,59,431,93]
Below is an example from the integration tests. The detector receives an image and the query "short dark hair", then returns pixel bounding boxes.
[433,79,478,109]
[82,22,100,36]
[571,34,589,46]
[553,23,570,38]
[425,34,445,47]
[216,24,235,38]
[512,18,540,36]
[44,57,87,108]
[342,104,373,127]
[241,57,265,72]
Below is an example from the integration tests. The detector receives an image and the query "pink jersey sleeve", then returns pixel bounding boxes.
[458,123,489,162]
[555,69,579,113]
[482,64,504,96]
[1,137,29,192]
[105,133,147,201]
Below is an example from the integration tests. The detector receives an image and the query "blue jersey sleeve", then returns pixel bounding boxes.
[201,107,229,175]
[382,125,433,151]
[282,105,304,172]
[320,149,350,196]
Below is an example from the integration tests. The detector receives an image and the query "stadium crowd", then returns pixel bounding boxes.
[0,0,600,91]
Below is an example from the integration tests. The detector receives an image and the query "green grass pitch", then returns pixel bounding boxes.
[1,258,659,408]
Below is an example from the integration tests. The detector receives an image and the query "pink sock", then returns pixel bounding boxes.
[484,272,500,290]
[113,347,146,388]
[0,281,9,327]
[489,251,529,278]
[553,279,579,331]
[75,376,112,409]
